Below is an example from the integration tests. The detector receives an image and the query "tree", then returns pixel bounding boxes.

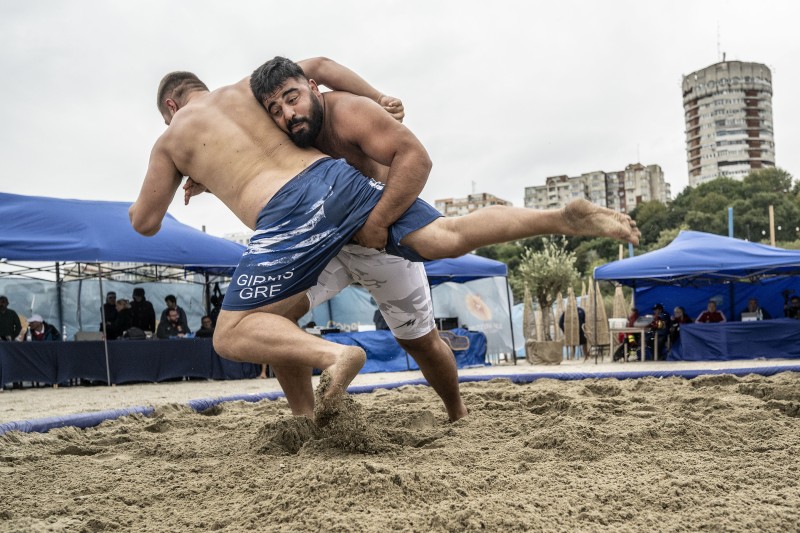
[514,238,578,341]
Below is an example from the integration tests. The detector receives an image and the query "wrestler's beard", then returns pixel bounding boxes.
[286,95,323,148]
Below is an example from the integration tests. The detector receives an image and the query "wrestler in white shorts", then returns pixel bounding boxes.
[306,244,435,340]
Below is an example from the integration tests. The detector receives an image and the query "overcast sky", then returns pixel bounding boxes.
[2,0,798,237]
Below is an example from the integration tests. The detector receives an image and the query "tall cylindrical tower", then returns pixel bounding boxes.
[682,61,775,187]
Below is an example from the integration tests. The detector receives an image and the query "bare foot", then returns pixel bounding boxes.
[562,199,640,245]
[313,347,366,426]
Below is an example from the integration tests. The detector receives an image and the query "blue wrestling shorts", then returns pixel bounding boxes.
[222,157,442,311]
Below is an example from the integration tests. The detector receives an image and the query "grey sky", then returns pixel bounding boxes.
[2,0,798,237]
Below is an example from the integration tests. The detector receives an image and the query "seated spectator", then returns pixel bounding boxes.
[784,295,800,319]
[195,315,215,338]
[739,297,771,321]
[0,295,22,341]
[696,300,726,323]
[646,303,670,360]
[558,307,587,358]
[110,299,133,339]
[156,308,190,339]
[669,306,693,347]
[160,295,189,332]
[100,291,118,335]
[26,314,61,341]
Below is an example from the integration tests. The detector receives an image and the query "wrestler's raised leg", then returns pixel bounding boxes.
[396,329,468,422]
[401,199,640,260]
[213,293,365,410]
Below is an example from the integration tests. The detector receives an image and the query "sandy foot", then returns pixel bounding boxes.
[562,198,640,245]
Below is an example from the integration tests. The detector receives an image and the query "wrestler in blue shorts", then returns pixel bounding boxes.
[222,157,441,312]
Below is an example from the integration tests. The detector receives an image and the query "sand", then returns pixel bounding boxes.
[1,368,798,532]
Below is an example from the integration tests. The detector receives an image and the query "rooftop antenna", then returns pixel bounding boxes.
[717,21,721,62]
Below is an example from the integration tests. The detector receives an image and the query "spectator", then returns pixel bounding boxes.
[696,300,726,323]
[195,315,215,338]
[26,314,61,341]
[209,283,223,327]
[110,299,133,340]
[613,307,639,362]
[160,294,189,332]
[156,308,190,339]
[646,303,670,360]
[784,296,800,320]
[669,306,693,347]
[100,291,118,336]
[739,297,771,321]
[558,307,587,359]
[130,287,156,332]
[0,295,22,341]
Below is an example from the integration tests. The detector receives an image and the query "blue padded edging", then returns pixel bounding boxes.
[2,365,798,436]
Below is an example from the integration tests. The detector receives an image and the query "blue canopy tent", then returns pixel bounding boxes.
[423,254,508,285]
[594,231,800,360]
[0,192,244,275]
[0,192,246,383]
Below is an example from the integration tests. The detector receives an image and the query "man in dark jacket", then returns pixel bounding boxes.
[160,294,189,332]
[130,287,156,332]
[156,308,190,339]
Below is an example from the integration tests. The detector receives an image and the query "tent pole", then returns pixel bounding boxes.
[505,278,516,364]
[97,263,112,386]
[55,262,65,337]
[204,272,211,316]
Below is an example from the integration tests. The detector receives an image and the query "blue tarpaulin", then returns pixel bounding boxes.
[0,192,245,274]
[424,254,507,285]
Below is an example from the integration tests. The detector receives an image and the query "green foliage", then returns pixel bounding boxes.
[513,238,578,340]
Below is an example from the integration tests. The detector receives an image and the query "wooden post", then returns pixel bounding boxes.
[769,205,776,246]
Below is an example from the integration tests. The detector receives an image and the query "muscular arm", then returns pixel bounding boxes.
[330,95,432,249]
[299,57,404,122]
[130,139,183,236]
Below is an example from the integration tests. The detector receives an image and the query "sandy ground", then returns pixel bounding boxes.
[1,360,799,531]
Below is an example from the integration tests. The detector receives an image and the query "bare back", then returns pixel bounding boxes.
[155,79,325,229]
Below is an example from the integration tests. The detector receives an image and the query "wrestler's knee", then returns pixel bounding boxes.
[402,219,465,260]
[396,329,449,360]
[212,312,242,361]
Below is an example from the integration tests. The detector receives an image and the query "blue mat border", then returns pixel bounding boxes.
[2,364,799,436]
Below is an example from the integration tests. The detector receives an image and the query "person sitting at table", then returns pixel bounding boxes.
[110,298,133,340]
[100,291,118,337]
[26,314,61,341]
[669,306,693,347]
[739,297,771,321]
[645,303,670,360]
[0,295,22,341]
[160,294,189,332]
[784,295,800,319]
[156,308,190,339]
[696,300,726,323]
[195,315,215,338]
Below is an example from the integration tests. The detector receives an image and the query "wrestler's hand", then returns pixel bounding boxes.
[183,177,208,205]
[353,219,389,251]
[378,95,404,123]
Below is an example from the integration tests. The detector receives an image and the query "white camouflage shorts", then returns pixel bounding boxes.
[307,244,435,340]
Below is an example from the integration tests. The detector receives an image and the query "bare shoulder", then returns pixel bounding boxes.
[325,91,377,114]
